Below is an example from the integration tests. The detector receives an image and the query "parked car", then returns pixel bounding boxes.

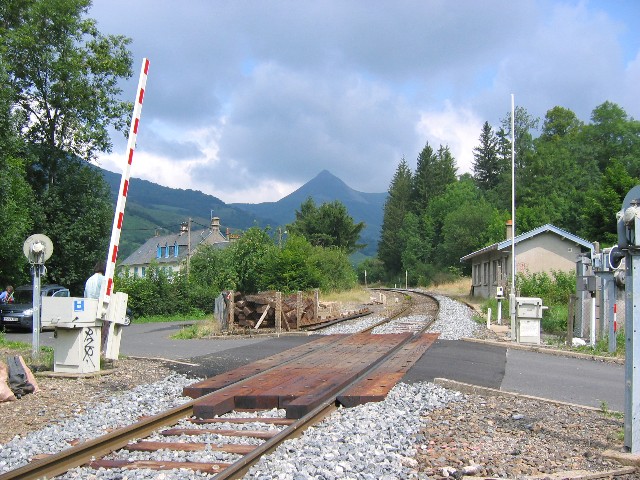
[0,284,70,331]
[124,307,133,326]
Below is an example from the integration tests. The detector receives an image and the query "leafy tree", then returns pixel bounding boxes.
[582,101,640,176]
[229,227,275,293]
[500,106,539,171]
[188,244,238,310]
[472,121,504,191]
[0,61,33,286]
[309,246,357,292]
[39,158,113,294]
[580,159,636,244]
[355,257,386,285]
[379,158,413,275]
[439,199,501,271]
[0,157,34,287]
[261,234,321,293]
[539,106,583,141]
[519,106,595,233]
[399,212,435,284]
[287,198,365,254]
[0,0,133,189]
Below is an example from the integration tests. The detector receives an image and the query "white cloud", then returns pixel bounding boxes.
[88,0,640,205]
[415,104,483,175]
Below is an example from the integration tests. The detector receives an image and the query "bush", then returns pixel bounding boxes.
[517,270,575,306]
[542,304,568,334]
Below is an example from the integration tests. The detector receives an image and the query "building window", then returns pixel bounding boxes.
[141,266,146,277]
[174,242,179,257]
[157,244,161,258]
[472,264,479,285]
[493,260,502,283]
[483,262,489,285]
[133,266,139,278]
[169,245,175,257]
[165,243,169,258]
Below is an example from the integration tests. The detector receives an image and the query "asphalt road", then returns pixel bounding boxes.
[4,322,625,411]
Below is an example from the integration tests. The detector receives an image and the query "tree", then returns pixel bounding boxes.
[0,60,34,286]
[379,158,413,275]
[229,227,275,293]
[0,157,34,286]
[287,198,365,254]
[399,212,436,285]
[500,106,539,171]
[472,121,503,191]
[582,101,640,176]
[580,159,636,244]
[0,0,133,190]
[412,142,457,211]
[38,157,113,294]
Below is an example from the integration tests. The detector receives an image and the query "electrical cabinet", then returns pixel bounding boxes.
[41,297,102,373]
[515,297,546,345]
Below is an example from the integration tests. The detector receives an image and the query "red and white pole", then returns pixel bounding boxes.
[98,58,150,323]
[614,303,618,333]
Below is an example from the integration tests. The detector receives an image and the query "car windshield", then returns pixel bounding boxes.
[13,290,33,304]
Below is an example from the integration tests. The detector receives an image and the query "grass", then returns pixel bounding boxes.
[171,319,221,339]
[0,331,54,370]
[321,287,373,304]
[428,277,472,296]
[134,311,209,324]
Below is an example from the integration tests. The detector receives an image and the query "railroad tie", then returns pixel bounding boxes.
[126,440,256,454]
[89,459,231,474]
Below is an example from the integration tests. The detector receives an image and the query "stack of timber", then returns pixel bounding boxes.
[231,291,371,331]
[232,291,315,331]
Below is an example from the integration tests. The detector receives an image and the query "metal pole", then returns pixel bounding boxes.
[624,240,640,452]
[31,265,43,358]
[510,93,516,340]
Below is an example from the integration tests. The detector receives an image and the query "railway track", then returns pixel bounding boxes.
[0,290,439,480]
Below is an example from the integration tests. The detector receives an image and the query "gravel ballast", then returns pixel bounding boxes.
[0,292,630,479]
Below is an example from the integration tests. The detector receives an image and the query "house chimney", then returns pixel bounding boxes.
[506,219,513,240]
[210,216,221,233]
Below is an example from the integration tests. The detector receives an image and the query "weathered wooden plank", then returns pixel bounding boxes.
[161,428,278,439]
[89,459,230,474]
[337,333,438,408]
[126,440,256,454]
[184,335,344,398]
[191,417,294,426]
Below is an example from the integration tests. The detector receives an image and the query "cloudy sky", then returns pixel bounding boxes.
[89,0,640,204]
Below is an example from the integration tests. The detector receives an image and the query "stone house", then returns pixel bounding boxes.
[119,217,229,277]
[460,221,594,298]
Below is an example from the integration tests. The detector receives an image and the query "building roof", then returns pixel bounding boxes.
[460,224,593,262]
[121,227,228,266]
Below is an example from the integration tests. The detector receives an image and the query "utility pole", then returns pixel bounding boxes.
[187,217,192,277]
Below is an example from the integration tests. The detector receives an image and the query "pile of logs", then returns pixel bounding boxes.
[233,291,316,330]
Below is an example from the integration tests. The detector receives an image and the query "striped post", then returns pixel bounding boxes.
[98,58,149,353]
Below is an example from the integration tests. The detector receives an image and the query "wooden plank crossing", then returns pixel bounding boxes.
[336,333,439,407]
[188,331,436,420]
[183,335,345,398]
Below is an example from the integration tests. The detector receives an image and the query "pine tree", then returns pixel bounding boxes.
[472,121,501,191]
[412,142,457,211]
[378,158,413,276]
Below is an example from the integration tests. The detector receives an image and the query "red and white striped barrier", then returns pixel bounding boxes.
[98,58,149,329]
